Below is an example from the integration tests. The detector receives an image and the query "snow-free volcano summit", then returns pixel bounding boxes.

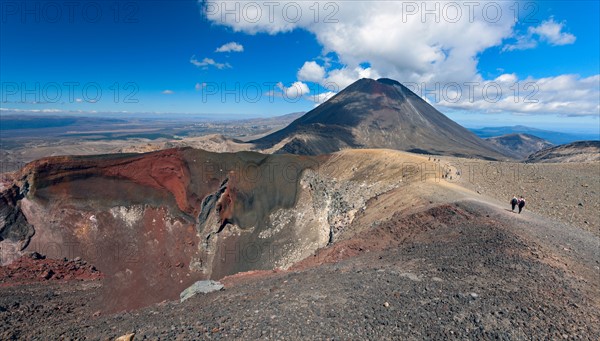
[253,78,510,160]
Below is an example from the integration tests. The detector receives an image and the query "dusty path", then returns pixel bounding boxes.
[1,149,598,339]
[1,199,599,340]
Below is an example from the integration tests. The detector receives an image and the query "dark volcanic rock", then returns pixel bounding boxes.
[0,184,35,263]
[253,78,510,160]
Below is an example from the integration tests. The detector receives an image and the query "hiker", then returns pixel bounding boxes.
[518,196,526,214]
[510,196,518,212]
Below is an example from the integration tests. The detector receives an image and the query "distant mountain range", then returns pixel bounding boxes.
[253,78,509,160]
[484,133,554,160]
[470,126,599,145]
[0,115,127,130]
[526,141,600,163]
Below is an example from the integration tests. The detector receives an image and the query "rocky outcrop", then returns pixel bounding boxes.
[0,148,361,308]
[0,147,434,309]
[0,184,34,265]
[180,280,224,302]
[526,141,600,163]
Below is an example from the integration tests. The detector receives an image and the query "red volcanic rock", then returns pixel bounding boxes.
[2,147,326,308]
[103,149,193,214]
[0,254,103,286]
[16,148,193,215]
[40,269,54,280]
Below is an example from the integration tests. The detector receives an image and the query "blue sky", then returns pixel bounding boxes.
[1,1,599,133]
[478,1,599,79]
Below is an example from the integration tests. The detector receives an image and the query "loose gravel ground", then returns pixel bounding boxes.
[1,200,598,340]
[451,159,600,237]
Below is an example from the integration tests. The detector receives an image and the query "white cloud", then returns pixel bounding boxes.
[503,18,576,51]
[276,81,310,99]
[215,42,244,53]
[0,108,62,113]
[530,19,576,46]
[307,91,336,105]
[190,55,231,70]
[296,63,380,94]
[203,1,514,85]
[162,90,174,95]
[202,1,596,116]
[297,61,326,83]
[434,74,599,116]
[325,66,381,89]
[494,73,518,84]
[502,36,538,52]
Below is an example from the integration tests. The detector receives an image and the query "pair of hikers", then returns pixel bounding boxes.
[510,196,526,213]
